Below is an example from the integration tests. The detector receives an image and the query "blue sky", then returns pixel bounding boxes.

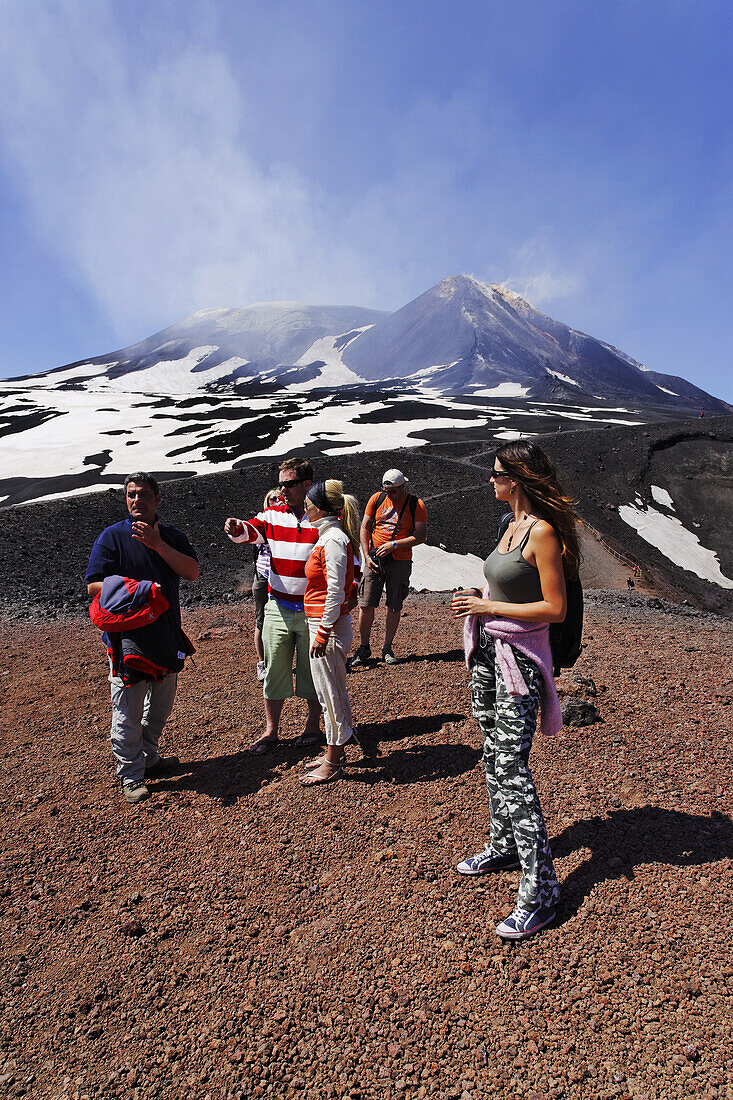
[0,0,730,400]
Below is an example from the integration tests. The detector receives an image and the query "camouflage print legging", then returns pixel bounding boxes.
[472,636,560,911]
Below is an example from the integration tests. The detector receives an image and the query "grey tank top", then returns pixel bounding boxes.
[483,523,543,604]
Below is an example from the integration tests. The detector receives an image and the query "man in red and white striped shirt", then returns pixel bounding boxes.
[225,458,321,754]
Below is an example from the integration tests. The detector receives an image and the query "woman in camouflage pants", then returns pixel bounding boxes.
[452,440,580,941]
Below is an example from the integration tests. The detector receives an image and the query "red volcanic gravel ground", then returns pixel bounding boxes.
[1,594,732,1100]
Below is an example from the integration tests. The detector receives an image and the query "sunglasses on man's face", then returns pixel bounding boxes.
[278,478,306,489]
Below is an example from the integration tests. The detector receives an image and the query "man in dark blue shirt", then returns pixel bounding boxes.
[86,473,199,804]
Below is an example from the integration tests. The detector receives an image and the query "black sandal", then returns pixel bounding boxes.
[249,737,278,755]
[296,731,321,747]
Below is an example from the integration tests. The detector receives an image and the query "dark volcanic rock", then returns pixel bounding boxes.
[561,697,602,727]
[0,415,731,618]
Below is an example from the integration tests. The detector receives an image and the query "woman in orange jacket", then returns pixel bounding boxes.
[301,479,362,786]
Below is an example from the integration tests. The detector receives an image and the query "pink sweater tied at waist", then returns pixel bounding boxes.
[463,586,563,738]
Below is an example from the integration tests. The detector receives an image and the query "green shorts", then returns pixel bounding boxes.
[261,600,317,701]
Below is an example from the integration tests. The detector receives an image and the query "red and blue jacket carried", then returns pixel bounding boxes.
[89,575,194,685]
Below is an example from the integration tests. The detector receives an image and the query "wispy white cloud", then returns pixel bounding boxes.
[500,235,583,308]
[0,3,573,339]
[0,2,382,335]
[503,269,582,306]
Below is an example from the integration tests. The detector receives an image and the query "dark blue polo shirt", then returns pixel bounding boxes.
[85,516,198,626]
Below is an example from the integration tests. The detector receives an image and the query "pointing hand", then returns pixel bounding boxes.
[224,518,245,537]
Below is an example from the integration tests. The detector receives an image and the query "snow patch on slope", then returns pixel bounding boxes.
[546,369,580,387]
[492,429,527,442]
[102,347,229,393]
[470,383,530,398]
[411,544,485,592]
[251,403,486,459]
[618,502,733,588]
[650,485,675,509]
[292,331,369,389]
[0,389,271,481]
[13,362,112,389]
[25,483,115,506]
[10,348,249,396]
[411,361,462,383]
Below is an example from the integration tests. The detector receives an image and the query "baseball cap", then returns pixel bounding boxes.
[382,469,408,488]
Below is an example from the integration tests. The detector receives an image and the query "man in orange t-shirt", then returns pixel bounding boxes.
[349,469,427,667]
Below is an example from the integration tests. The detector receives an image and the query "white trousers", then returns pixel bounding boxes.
[307,616,354,746]
[109,670,178,784]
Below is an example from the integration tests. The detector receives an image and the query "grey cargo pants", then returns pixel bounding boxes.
[109,669,178,785]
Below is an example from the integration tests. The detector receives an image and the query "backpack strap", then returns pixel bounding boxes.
[373,491,417,532]
[496,514,537,551]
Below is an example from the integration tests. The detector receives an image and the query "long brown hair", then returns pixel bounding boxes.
[495,440,582,578]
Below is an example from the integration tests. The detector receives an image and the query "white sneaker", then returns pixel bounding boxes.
[495,905,556,940]
[456,845,520,875]
[256,660,266,681]
[122,780,150,805]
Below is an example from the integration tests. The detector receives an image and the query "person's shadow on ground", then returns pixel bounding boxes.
[552,806,733,922]
[345,712,474,785]
[356,712,465,749]
[151,712,468,801]
[152,748,267,802]
[360,741,481,785]
[386,649,466,666]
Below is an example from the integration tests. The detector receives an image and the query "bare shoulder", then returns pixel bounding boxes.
[530,519,562,550]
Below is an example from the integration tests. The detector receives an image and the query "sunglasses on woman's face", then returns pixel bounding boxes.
[491,469,511,479]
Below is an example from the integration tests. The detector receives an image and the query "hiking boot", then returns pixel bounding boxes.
[456,844,520,875]
[495,905,556,940]
[122,780,150,805]
[347,645,371,669]
[382,646,398,665]
[256,660,266,682]
[144,755,180,779]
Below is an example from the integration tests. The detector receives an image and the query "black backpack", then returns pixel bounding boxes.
[497,512,583,676]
